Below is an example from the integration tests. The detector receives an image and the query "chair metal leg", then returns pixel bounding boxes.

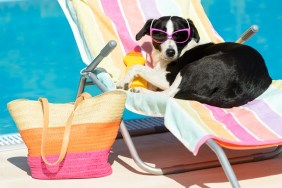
[251,146,282,161]
[120,124,241,188]
[119,121,164,175]
[76,76,87,97]
[120,121,205,175]
[236,25,259,44]
[206,139,241,188]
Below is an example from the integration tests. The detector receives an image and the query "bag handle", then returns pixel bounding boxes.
[39,93,91,166]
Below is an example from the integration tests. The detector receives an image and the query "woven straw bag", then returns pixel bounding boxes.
[7,90,126,179]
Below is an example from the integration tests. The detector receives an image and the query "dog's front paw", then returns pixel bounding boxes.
[129,87,148,93]
[129,87,141,93]
[116,81,130,90]
[116,68,140,90]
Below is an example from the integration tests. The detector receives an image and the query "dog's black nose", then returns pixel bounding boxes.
[166,49,175,57]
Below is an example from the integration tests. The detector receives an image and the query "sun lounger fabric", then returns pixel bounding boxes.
[126,80,282,155]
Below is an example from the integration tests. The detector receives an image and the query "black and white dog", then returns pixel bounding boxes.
[117,16,272,108]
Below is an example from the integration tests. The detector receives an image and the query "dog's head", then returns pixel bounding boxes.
[136,16,200,62]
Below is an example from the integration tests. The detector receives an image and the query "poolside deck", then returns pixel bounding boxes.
[1,132,281,188]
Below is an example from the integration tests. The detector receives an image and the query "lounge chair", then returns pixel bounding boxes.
[58,0,282,187]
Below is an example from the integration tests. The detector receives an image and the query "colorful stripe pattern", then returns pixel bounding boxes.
[125,80,282,155]
[8,91,127,179]
[70,0,223,82]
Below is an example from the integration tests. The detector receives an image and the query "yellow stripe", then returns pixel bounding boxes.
[271,80,282,89]
[176,100,237,141]
[176,100,211,133]
[189,102,237,141]
[73,0,126,81]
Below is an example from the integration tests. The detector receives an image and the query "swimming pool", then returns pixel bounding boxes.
[1,0,281,135]
[0,0,82,134]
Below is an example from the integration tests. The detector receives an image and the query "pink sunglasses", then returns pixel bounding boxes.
[149,18,191,44]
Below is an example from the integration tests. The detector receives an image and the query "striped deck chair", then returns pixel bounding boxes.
[58,0,282,187]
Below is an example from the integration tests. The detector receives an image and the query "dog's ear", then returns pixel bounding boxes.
[136,19,153,41]
[187,19,200,43]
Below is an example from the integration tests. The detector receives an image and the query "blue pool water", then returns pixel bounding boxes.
[0,0,281,135]
[1,0,82,134]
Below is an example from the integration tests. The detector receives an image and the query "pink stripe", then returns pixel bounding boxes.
[225,106,280,140]
[120,0,147,42]
[28,149,111,179]
[205,105,258,142]
[101,0,137,53]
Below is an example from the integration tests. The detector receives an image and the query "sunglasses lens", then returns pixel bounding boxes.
[172,30,189,43]
[151,30,167,43]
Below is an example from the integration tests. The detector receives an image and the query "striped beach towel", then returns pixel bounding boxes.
[126,80,282,155]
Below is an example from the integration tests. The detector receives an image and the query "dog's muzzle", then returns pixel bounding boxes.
[166,48,176,58]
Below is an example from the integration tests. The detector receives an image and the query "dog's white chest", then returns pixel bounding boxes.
[153,60,170,78]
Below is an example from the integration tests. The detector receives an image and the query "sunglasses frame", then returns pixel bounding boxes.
[150,28,191,44]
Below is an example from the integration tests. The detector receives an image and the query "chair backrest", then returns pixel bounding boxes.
[60,0,223,82]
